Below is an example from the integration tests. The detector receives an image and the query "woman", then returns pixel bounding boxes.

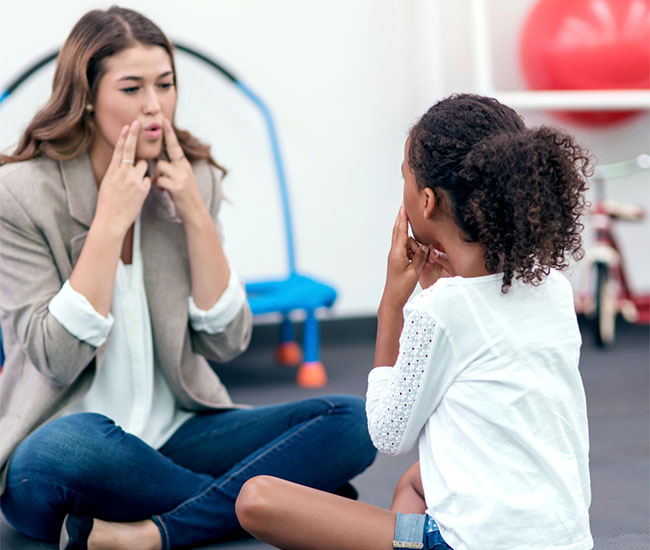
[0,7,376,549]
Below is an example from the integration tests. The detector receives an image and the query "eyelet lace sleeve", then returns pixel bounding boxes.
[366,309,452,456]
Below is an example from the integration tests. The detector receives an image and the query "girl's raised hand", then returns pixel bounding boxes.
[381,205,430,310]
[408,237,452,289]
[153,119,205,224]
[95,120,151,235]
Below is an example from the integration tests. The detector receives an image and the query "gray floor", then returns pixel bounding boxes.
[1,317,648,549]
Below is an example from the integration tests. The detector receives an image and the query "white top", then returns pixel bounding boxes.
[366,271,593,550]
[48,215,246,449]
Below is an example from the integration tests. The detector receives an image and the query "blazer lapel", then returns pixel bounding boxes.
[141,195,191,377]
[60,153,98,228]
[59,153,98,266]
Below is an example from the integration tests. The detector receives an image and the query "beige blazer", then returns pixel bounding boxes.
[0,153,252,493]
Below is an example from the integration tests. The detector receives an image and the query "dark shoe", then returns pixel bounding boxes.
[59,513,93,550]
[333,482,359,500]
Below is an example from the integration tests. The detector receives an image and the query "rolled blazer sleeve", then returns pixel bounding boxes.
[48,280,114,347]
[0,185,99,386]
[188,268,246,334]
[188,164,252,363]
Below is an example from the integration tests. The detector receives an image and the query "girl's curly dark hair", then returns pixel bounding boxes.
[408,93,592,292]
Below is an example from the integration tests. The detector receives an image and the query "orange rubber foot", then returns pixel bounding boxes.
[296,361,328,388]
[275,341,303,366]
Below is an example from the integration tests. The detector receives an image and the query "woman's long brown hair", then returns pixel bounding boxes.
[0,6,223,171]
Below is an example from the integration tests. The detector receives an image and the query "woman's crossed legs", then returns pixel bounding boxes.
[0,395,376,549]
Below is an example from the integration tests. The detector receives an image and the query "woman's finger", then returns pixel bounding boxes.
[134,159,148,179]
[155,159,173,178]
[163,118,185,162]
[109,125,129,169]
[154,175,173,190]
[122,120,140,164]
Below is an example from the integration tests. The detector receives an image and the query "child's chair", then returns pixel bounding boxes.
[0,45,337,388]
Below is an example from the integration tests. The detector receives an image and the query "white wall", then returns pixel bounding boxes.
[1,1,648,318]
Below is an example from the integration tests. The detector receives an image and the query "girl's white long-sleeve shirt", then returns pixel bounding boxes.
[366,271,592,550]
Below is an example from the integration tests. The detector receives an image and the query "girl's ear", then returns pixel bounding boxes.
[422,187,437,219]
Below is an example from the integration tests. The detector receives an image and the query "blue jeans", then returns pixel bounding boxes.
[394,513,453,550]
[1,395,376,549]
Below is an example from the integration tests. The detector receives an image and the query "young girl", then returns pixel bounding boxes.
[235,94,594,550]
[0,7,376,549]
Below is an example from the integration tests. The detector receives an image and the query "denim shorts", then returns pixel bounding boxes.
[393,513,453,550]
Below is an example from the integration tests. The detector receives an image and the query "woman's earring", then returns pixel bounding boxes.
[85,104,94,113]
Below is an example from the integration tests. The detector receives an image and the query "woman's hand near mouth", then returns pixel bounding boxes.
[152,118,204,224]
[153,118,230,310]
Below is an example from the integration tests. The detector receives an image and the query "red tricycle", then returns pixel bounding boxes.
[575,154,650,347]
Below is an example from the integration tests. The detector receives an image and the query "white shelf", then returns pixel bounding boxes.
[489,90,650,111]
[469,0,650,112]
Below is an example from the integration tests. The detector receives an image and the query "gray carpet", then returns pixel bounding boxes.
[1,317,648,549]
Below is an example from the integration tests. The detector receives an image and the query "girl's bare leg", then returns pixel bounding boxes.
[236,476,397,550]
[390,462,426,513]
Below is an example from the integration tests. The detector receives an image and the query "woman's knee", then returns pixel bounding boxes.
[327,394,368,432]
[1,414,117,541]
[34,412,117,441]
[10,413,120,481]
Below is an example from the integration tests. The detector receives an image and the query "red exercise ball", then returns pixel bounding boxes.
[519,0,650,126]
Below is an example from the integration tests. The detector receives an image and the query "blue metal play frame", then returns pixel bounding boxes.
[0,45,337,382]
